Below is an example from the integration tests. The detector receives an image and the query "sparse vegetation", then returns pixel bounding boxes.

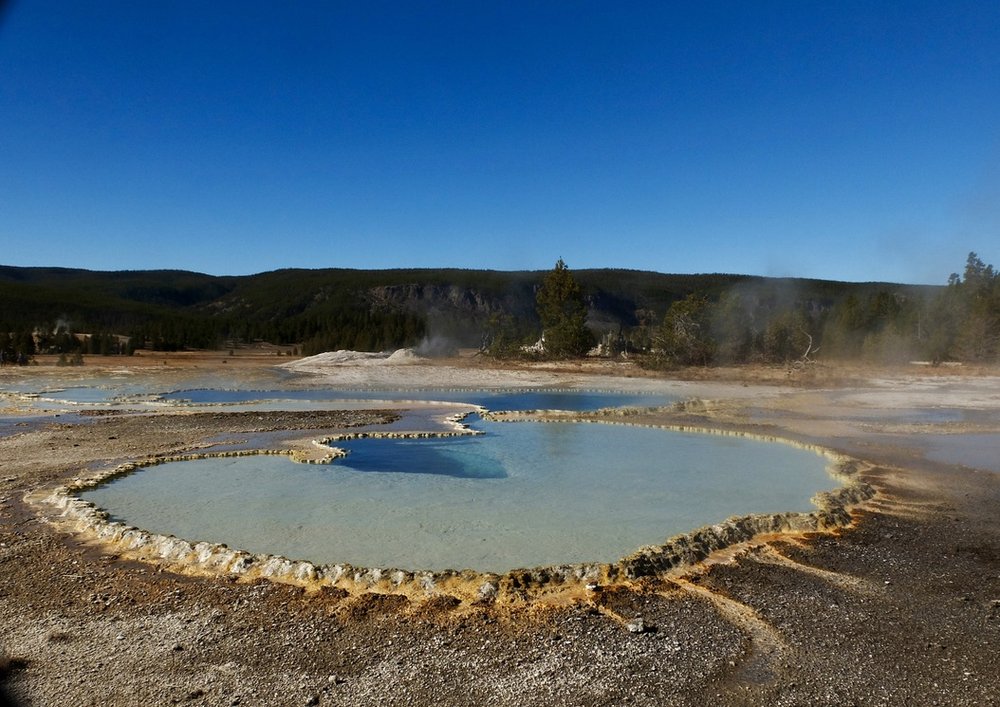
[56,351,85,366]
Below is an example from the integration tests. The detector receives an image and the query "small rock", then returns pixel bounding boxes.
[625,617,647,634]
[305,696,320,706]
[477,581,498,601]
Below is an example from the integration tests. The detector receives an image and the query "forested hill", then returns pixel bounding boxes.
[0,262,968,361]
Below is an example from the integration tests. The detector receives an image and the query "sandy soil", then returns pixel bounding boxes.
[1,352,999,706]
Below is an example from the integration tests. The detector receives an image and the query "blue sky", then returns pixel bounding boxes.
[1,1,998,283]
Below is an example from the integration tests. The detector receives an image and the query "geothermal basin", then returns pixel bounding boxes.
[76,391,842,573]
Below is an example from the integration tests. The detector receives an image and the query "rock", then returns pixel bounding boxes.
[625,617,647,634]
[477,581,498,602]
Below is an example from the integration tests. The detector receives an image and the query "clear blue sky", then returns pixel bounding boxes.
[1,1,998,283]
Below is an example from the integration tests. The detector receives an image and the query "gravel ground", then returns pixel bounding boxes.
[1,360,999,706]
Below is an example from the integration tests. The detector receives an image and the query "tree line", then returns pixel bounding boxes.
[483,253,999,367]
[1,254,997,366]
[633,252,999,367]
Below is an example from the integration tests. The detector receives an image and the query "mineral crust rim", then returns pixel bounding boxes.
[27,416,877,605]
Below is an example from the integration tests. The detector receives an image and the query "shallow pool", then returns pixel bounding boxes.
[80,418,836,573]
[157,388,676,412]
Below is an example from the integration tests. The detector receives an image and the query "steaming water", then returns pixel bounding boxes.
[80,417,835,573]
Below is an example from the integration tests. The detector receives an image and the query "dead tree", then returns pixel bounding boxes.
[789,329,819,374]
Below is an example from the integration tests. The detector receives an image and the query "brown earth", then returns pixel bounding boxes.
[1,355,999,706]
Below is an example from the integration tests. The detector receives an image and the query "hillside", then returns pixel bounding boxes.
[0,264,947,359]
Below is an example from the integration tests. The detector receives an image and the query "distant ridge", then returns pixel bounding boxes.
[0,264,937,354]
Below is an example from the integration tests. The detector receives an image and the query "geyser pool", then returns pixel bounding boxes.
[79,418,838,573]
[157,388,677,412]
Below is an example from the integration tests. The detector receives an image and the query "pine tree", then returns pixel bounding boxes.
[535,259,593,358]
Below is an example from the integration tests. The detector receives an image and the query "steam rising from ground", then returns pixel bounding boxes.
[414,335,459,358]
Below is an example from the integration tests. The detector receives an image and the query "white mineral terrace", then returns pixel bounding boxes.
[30,412,875,604]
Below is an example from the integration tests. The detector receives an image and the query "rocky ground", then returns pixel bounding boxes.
[1,355,999,706]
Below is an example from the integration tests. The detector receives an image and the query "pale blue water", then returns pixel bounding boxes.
[81,419,835,573]
[37,387,132,404]
[11,383,154,408]
[158,388,675,412]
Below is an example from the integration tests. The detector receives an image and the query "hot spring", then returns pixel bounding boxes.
[79,409,839,573]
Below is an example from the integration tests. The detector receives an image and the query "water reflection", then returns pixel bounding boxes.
[80,420,836,572]
[335,433,507,479]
